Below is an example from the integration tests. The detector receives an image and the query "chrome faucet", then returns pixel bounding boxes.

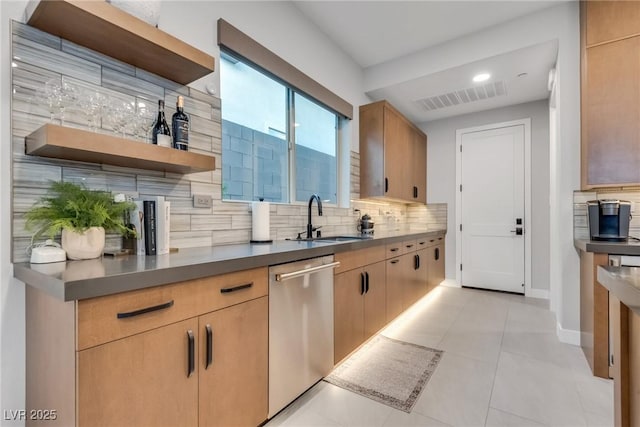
[307,194,323,238]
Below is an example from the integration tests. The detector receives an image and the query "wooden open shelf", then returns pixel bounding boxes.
[26,0,215,85]
[26,124,216,174]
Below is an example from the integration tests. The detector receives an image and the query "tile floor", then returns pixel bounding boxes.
[266,286,614,427]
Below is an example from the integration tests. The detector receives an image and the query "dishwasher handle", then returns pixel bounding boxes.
[275,261,341,282]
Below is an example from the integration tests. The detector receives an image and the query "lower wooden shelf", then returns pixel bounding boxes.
[25,124,216,174]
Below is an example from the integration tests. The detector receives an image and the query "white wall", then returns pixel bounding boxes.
[0,1,368,421]
[422,100,550,292]
[367,1,580,341]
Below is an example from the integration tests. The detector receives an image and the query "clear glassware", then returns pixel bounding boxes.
[80,89,106,132]
[134,102,154,142]
[59,80,79,125]
[40,78,63,122]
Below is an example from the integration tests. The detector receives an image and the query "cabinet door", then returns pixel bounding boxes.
[199,296,268,427]
[386,256,405,322]
[384,106,410,199]
[334,269,366,363]
[585,37,640,187]
[586,1,640,46]
[363,261,387,340]
[77,318,198,427]
[412,130,427,203]
[415,248,429,299]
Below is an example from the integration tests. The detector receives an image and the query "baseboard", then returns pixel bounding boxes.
[526,288,549,299]
[439,279,460,288]
[556,322,581,346]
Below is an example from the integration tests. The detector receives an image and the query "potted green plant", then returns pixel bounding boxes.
[25,181,135,260]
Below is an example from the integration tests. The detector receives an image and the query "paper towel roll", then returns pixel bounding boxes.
[251,200,271,242]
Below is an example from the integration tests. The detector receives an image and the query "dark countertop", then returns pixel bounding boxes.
[14,229,446,301]
[597,266,640,315]
[575,238,640,255]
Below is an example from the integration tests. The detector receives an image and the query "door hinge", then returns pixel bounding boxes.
[459,184,462,192]
[460,263,463,271]
[459,224,462,231]
[460,145,462,152]
[611,354,614,365]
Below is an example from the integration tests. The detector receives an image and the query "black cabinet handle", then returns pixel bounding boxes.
[419,241,426,246]
[430,239,435,243]
[413,186,418,198]
[390,259,399,264]
[117,300,174,319]
[435,247,440,261]
[390,247,399,252]
[205,324,213,369]
[187,330,195,378]
[414,254,418,270]
[365,272,370,294]
[417,254,421,269]
[360,272,365,295]
[406,244,414,249]
[385,178,389,193]
[220,283,253,294]
[438,237,442,241]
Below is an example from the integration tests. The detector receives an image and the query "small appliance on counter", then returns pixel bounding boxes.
[30,239,66,264]
[357,213,374,235]
[587,199,632,242]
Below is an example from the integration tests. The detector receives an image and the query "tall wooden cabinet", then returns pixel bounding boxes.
[581,1,640,188]
[360,101,427,203]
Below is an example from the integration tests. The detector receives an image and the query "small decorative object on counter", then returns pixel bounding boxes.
[152,99,171,147]
[251,198,272,243]
[172,95,189,150]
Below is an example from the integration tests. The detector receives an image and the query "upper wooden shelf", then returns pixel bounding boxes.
[26,0,215,85]
[26,124,216,174]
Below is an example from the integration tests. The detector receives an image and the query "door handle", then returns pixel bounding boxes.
[385,178,389,193]
[275,261,341,281]
[187,330,195,378]
[435,247,439,261]
[360,272,365,295]
[205,324,213,369]
[365,272,370,294]
[510,227,523,235]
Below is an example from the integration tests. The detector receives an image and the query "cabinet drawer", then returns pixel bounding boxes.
[334,245,385,273]
[77,267,268,350]
[386,241,405,258]
[417,236,443,248]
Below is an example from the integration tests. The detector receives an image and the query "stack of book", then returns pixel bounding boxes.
[130,196,170,256]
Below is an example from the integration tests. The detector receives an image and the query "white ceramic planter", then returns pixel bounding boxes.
[61,227,105,260]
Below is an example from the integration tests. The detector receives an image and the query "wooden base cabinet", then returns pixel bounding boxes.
[26,267,268,427]
[386,255,407,322]
[334,261,386,363]
[427,241,445,291]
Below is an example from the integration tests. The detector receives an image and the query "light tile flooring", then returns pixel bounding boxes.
[266,286,614,427]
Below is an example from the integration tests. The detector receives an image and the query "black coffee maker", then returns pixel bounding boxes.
[587,199,632,241]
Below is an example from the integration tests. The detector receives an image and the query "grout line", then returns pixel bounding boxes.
[482,305,509,426]
[486,406,546,426]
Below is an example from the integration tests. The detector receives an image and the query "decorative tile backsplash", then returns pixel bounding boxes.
[10,21,446,262]
[573,189,640,240]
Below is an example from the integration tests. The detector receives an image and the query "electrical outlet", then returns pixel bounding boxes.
[193,194,213,208]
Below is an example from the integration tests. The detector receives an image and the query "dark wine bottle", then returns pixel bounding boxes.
[151,100,171,146]
[172,95,189,151]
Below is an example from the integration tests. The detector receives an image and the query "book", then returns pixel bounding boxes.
[143,200,156,255]
[140,196,169,255]
[130,200,145,256]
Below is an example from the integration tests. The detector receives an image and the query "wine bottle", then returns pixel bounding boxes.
[151,99,171,147]
[172,95,189,151]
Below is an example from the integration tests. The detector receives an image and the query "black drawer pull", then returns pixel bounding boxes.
[205,324,213,369]
[419,241,426,245]
[390,248,399,252]
[220,283,253,294]
[435,247,440,261]
[430,239,435,243]
[117,300,174,319]
[406,244,414,249]
[438,237,442,241]
[390,259,399,264]
[187,330,195,377]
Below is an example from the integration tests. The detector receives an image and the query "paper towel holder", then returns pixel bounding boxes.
[250,197,273,244]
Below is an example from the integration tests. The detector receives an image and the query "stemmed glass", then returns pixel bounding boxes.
[58,80,79,125]
[40,78,63,122]
[80,89,106,132]
[108,100,134,138]
[134,102,154,142]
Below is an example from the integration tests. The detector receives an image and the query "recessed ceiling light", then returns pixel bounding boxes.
[472,73,491,83]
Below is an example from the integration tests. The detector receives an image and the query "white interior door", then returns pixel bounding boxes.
[460,125,525,293]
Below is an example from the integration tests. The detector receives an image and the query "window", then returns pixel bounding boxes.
[220,52,338,204]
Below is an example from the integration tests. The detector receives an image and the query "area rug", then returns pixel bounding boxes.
[324,335,443,413]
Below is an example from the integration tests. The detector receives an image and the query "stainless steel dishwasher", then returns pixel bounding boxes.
[268,255,339,418]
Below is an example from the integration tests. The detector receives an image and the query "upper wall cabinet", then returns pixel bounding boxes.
[26,0,215,85]
[360,101,427,203]
[581,1,640,189]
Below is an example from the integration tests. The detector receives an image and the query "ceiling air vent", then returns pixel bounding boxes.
[414,81,507,111]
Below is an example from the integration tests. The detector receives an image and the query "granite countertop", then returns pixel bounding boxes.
[597,266,640,315]
[574,238,640,255]
[14,229,446,302]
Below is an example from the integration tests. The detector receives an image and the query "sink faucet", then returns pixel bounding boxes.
[307,194,323,238]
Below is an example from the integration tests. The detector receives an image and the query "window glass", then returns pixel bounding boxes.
[220,53,288,202]
[294,93,337,204]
